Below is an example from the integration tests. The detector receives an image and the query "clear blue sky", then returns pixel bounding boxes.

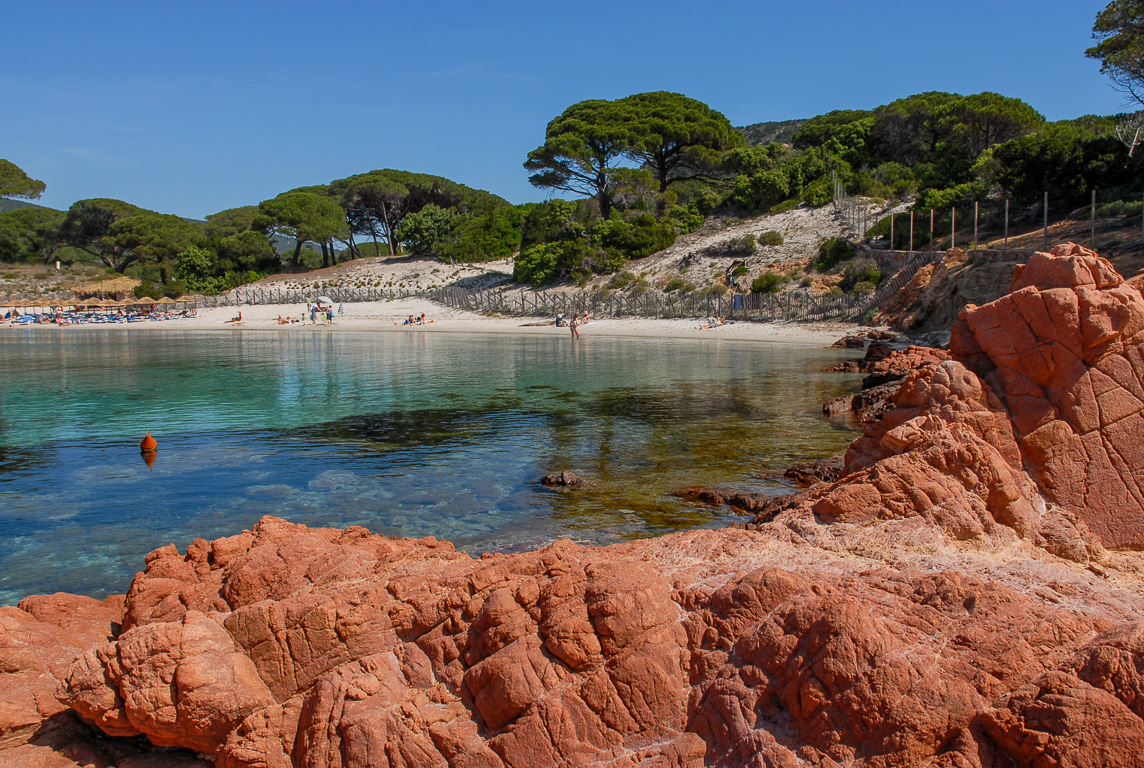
[0,0,1125,219]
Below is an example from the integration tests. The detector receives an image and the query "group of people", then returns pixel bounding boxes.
[698,316,728,329]
[555,312,591,338]
[2,306,196,326]
[402,313,430,325]
[308,303,336,325]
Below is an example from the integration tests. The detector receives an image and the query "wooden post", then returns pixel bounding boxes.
[890,213,895,250]
[974,201,979,249]
[951,207,956,250]
[1004,199,1009,251]
[1091,189,1096,250]
[910,210,914,252]
[930,209,934,248]
[1043,191,1049,251]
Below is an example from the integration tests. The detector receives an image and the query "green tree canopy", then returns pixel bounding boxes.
[618,91,745,192]
[102,212,205,278]
[255,191,347,268]
[0,207,64,262]
[0,159,46,200]
[870,92,959,164]
[205,206,261,239]
[933,92,1044,157]
[1088,0,1144,105]
[58,198,145,270]
[524,99,634,218]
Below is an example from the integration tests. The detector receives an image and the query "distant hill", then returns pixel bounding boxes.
[736,119,806,146]
[0,199,58,214]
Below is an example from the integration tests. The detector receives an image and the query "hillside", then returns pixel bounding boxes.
[736,118,806,146]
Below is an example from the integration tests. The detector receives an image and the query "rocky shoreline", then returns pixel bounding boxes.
[3,244,1144,767]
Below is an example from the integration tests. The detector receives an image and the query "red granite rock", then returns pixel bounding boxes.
[951,242,1144,549]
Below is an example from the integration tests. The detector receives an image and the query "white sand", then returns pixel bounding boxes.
[2,299,858,346]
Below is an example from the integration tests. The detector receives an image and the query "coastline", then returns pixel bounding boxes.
[1,299,861,346]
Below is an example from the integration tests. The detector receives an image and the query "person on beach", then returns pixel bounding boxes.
[420,313,427,325]
[326,306,334,324]
[569,314,580,339]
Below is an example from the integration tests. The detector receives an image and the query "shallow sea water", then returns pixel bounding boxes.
[0,329,863,603]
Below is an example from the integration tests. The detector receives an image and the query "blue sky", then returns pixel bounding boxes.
[0,1,1125,219]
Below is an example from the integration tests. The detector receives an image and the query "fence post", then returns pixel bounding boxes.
[1091,189,1096,250]
[974,201,979,249]
[1043,191,1049,251]
[910,209,914,252]
[890,213,894,250]
[930,209,934,247]
[1004,199,1009,252]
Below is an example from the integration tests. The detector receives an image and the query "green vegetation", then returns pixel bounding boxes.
[0,159,46,201]
[840,258,882,291]
[812,237,854,272]
[751,272,784,294]
[757,230,784,246]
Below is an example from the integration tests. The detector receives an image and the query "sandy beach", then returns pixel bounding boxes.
[2,299,860,345]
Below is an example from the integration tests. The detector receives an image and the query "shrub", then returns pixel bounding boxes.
[801,177,833,207]
[840,258,881,291]
[705,284,729,295]
[664,277,687,292]
[513,242,566,286]
[767,198,800,215]
[732,265,748,278]
[800,275,814,287]
[608,270,635,289]
[851,280,876,295]
[669,204,705,234]
[812,237,853,272]
[706,234,756,259]
[729,169,791,213]
[751,272,784,294]
[757,230,784,246]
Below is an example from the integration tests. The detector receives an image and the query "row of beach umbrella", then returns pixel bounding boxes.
[2,296,198,313]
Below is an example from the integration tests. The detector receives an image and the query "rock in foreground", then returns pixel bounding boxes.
[3,244,1144,767]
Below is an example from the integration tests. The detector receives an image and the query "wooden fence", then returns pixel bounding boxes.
[198,246,1031,322]
[429,286,868,322]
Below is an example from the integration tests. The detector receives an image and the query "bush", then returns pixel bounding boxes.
[751,272,784,294]
[513,242,569,286]
[608,270,635,289]
[840,258,881,291]
[593,214,676,260]
[801,177,833,207]
[757,230,784,246]
[729,169,791,213]
[851,280,876,295]
[669,203,705,234]
[705,284,729,295]
[706,234,756,259]
[767,198,800,215]
[812,237,853,272]
[731,265,748,278]
[664,277,688,292]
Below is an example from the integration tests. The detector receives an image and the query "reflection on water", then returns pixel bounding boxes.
[0,330,862,603]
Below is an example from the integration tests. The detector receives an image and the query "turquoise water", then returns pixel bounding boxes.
[0,329,862,604]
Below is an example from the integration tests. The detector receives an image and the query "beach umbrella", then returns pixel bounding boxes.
[156,297,176,306]
[135,296,157,305]
[317,295,333,304]
[173,295,197,309]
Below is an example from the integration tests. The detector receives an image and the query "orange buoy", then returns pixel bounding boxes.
[141,450,157,470]
[140,431,158,452]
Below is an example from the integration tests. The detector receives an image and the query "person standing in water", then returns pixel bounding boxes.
[569,313,580,339]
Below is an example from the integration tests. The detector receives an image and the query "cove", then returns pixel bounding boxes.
[0,329,862,603]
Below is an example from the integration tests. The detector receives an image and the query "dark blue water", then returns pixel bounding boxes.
[0,329,862,603]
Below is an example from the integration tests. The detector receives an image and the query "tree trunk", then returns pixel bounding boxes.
[379,204,396,256]
[292,239,303,270]
[347,231,359,259]
[321,242,330,268]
